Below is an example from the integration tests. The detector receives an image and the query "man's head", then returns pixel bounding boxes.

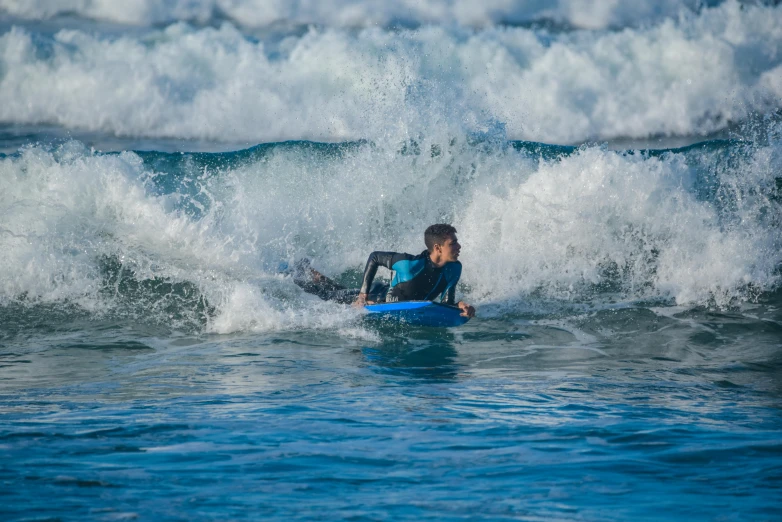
[425,223,460,265]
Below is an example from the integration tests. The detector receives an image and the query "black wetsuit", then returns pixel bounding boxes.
[294,250,462,305]
[359,250,462,304]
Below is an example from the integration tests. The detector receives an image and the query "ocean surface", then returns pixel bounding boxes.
[1,1,781,520]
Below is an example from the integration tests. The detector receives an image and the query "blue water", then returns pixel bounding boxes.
[2,1,782,520]
[2,300,781,520]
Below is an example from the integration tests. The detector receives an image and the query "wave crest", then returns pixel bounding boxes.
[1,1,781,144]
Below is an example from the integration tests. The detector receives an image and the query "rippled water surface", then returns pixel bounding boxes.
[3,301,781,521]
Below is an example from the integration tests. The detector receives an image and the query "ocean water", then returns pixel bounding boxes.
[1,1,781,520]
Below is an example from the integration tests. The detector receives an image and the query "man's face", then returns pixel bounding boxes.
[438,234,461,262]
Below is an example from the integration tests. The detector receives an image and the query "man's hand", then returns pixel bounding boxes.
[457,301,475,318]
[353,292,369,307]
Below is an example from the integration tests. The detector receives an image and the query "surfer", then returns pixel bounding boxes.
[292,224,475,317]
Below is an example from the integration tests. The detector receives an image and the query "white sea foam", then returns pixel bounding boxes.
[0,1,781,144]
[1,133,779,332]
[0,141,365,333]
[0,0,714,30]
[460,142,782,307]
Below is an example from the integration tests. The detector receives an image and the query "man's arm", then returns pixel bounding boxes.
[442,267,474,317]
[355,251,403,304]
[445,286,456,305]
[439,262,461,305]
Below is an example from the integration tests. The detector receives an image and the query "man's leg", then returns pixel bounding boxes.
[291,259,346,300]
[289,260,388,304]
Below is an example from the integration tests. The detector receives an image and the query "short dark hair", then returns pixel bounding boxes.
[424,224,457,252]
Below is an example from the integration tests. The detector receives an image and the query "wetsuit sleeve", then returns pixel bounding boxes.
[445,285,456,305]
[359,251,407,294]
[440,261,461,305]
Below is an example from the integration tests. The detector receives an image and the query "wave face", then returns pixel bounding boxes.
[1,0,781,334]
[0,0,725,30]
[1,134,780,332]
[1,1,781,144]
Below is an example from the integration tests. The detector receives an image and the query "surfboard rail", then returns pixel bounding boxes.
[364,300,470,327]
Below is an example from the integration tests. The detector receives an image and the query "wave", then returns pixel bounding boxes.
[1,131,780,332]
[0,0,733,31]
[0,1,781,144]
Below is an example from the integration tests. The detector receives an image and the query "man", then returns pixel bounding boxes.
[293,224,475,317]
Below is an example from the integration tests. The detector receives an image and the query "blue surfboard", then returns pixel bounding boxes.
[364,301,470,327]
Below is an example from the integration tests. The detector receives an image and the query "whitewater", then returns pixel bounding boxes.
[1,1,781,521]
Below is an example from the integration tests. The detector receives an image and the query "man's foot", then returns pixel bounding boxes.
[292,258,313,283]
